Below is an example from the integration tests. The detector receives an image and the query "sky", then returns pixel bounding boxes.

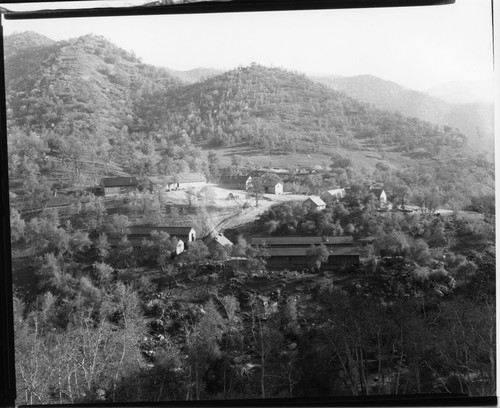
[1,0,494,92]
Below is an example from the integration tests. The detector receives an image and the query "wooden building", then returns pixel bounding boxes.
[100,177,138,197]
[320,188,346,204]
[303,196,326,210]
[261,180,283,195]
[251,235,359,270]
[148,174,207,191]
[370,188,387,205]
[219,175,252,190]
[203,232,233,255]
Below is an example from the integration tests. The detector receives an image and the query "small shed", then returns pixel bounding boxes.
[370,188,387,204]
[320,188,346,204]
[219,175,252,191]
[262,180,283,195]
[303,196,326,210]
[203,232,233,255]
[100,177,138,197]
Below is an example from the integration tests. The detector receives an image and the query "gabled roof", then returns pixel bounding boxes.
[101,177,138,187]
[129,226,195,238]
[219,175,251,183]
[262,180,282,187]
[251,236,354,246]
[203,233,233,247]
[370,188,385,198]
[322,188,346,197]
[267,246,359,257]
[149,173,207,184]
[304,196,326,207]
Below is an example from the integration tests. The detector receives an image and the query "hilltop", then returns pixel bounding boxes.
[5,32,182,135]
[314,74,494,153]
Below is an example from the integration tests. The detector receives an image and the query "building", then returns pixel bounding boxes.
[219,175,252,190]
[320,188,346,204]
[265,246,360,270]
[203,232,233,255]
[251,235,359,270]
[148,173,207,191]
[251,236,354,247]
[370,188,387,204]
[263,181,283,195]
[130,226,196,244]
[100,177,138,197]
[303,196,326,210]
[107,226,191,255]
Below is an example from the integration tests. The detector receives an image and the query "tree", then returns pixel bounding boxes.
[331,152,352,170]
[207,151,220,182]
[179,240,209,264]
[248,177,264,207]
[306,244,329,271]
[10,207,25,242]
[185,300,226,400]
[264,220,279,236]
[107,214,131,238]
[95,232,111,261]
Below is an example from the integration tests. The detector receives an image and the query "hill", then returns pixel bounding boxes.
[5,32,182,136]
[314,74,494,153]
[154,64,467,156]
[5,32,493,206]
[164,67,226,84]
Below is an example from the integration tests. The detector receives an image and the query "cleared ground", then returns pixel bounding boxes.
[157,185,313,232]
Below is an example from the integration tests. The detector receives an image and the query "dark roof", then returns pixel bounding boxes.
[251,236,354,246]
[370,188,385,198]
[304,196,326,207]
[219,175,251,183]
[203,233,233,247]
[107,237,185,248]
[149,173,206,184]
[101,177,138,187]
[129,226,195,238]
[321,189,346,198]
[267,246,359,257]
[252,176,282,187]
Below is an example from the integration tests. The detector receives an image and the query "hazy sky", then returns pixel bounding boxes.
[2,0,494,91]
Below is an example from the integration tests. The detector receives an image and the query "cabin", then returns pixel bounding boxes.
[219,175,252,191]
[251,235,359,270]
[370,188,387,205]
[320,188,346,204]
[100,177,138,197]
[303,196,326,210]
[148,174,207,191]
[262,180,283,195]
[203,232,233,255]
[125,226,196,250]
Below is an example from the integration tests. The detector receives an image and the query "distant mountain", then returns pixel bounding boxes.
[4,32,470,168]
[164,67,226,84]
[314,74,494,152]
[427,80,494,104]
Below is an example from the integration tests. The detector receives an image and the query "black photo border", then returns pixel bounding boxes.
[0,0,496,407]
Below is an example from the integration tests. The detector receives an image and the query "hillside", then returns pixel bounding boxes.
[5,32,182,136]
[314,74,494,153]
[6,32,493,199]
[154,65,467,156]
[164,67,226,84]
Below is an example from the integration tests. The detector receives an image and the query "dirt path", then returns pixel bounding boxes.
[159,186,309,232]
